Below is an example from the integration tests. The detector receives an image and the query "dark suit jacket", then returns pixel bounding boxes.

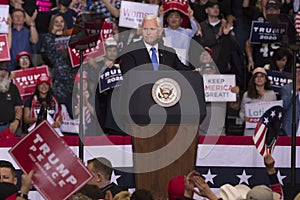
[120,40,192,74]
[281,83,300,136]
[99,182,124,198]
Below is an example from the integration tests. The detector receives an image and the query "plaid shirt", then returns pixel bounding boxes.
[89,0,120,22]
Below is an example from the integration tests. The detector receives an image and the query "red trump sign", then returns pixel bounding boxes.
[12,65,49,97]
[9,121,92,200]
[68,34,105,68]
[0,34,10,61]
[162,0,189,16]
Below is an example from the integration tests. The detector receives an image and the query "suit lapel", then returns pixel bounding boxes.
[139,41,152,64]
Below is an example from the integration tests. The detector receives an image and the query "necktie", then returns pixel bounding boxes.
[151,47,159,71]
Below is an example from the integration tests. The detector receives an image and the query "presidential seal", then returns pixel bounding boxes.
[152,78,181,107]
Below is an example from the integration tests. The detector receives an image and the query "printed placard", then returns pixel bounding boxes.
[0,34,10,61]
[119,1,159,29]
[99,65,123,93]
[249,21,287,44]
[12,66,49,97]
[162,0,189,16]
[101,20,114,41]
[267,69,292,94]
[0,5,9,34]
[203,74,236,102]
[68,34,105,68]
[9,121,92,200]
[245,100,282,128]
[60,104,79,134]
[55,36,71,51]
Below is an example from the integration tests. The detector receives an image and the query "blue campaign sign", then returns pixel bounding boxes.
[99,65,123,93]
[267,69,292,94]
[249,21,287,44]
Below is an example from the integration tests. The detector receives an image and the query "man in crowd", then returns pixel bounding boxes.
[0,61,22,135]
[8,8,38,71]
[0,160,33,200]
[87,157,123,198]
[189,1,245,88]
[244,0,296,70]
[281,65,300,136]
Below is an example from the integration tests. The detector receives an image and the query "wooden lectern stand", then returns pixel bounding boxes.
[122,71,206,199]
[130,124,198,199]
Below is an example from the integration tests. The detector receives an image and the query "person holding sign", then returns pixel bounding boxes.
[23,75,62,131]
[94,38,122,135]
[9,51,34,80]
[239,67,276,136]
[42,13,77,104]
[160,7,198,64]
[189,0,245,88]
[244,0,296,71]
[281,65,300,136]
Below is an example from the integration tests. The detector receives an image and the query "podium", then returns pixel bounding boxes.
[117,70,206,199]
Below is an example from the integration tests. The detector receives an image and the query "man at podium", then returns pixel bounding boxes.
[118,14,207,199]
[120,14,193,74]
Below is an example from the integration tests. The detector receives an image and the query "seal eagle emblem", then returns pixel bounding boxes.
[152,78,181,107]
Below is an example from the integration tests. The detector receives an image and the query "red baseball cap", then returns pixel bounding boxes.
[37,75,51,85]
[167,175,185,200]
[16,51,30,61]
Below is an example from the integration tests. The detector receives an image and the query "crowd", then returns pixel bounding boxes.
[1,153,299,199]
[0,0,299,137]
[1,0,300,198]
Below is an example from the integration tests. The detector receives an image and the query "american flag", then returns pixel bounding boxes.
[1,136,299,200]
[253,106,283,157]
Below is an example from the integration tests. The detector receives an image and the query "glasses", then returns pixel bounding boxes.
[19,57,29,62]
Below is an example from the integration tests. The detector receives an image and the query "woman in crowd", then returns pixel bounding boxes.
[23,75,62,130]
[239,67,276,136]
[42,13,77,104]
[9,51,34,80]
[266,46,293,73]
[50,0,78,35]
[15,51,34,70]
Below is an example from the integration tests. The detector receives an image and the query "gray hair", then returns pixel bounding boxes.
[141,14,162,28]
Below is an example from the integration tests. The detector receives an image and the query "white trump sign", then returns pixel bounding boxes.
[203,74,236,102]
[245,100,282,129]
[119,1,159,29]
[0,5,9,34]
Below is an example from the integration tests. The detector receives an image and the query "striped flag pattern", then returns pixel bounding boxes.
[295,11,300,41]
[253,106,283,157]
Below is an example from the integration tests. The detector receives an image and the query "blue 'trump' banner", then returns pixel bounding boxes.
[250,21,287,44]
[99,65,123,93]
